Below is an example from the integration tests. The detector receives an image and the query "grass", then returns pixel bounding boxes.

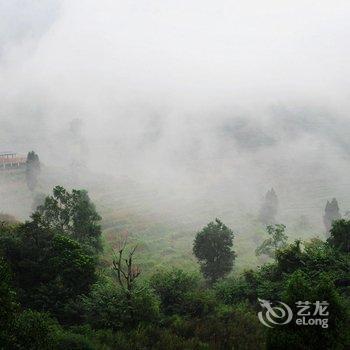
[0,169,327,279]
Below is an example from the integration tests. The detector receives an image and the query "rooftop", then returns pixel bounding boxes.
[0,151,17,156]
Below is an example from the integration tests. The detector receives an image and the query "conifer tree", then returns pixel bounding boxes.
[26,151,41,192]
[259,188,278,225]
[323,198,341,234]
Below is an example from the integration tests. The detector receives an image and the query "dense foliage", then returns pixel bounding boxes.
[33,185,102,253]
[0,186,349,349]
[193,219,236,284]
[0,220,97,324]
[255,224,288,258]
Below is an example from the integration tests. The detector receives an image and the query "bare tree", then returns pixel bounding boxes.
[112,233,141,298]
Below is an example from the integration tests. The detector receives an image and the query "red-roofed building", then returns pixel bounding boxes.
[0,152,26,170]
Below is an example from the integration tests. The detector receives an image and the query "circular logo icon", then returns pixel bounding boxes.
[258,298,293,328]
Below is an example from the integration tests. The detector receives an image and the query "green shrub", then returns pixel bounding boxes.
[0,258,18,348]
[54,332,95,350]
[12,310,58,350]
[150,268,199,315]
[266,271,350,350]
[195,303,266,350]
[82,280,160,330]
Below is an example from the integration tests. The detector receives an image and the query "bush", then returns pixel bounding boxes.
[82,279,160,330]
[12,310,58,350]
[266,271,350,350]
[328,219,350,253]
[215,275,253,305]
[181,290,217,318]
[54,332,95,350]
[0,258,18,348]
[195,303,266,350]
[150,268,199,315]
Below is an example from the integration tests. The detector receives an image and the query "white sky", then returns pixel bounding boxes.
[1,1,350,221]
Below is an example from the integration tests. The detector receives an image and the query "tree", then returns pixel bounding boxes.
[193,219,236,283]
[274,240,304,274]
[111,234,142,326]
[112,239,141,299]
[255,224,288,259]
[0,258,18,347]
[26,151,41,192]
[259,188,278,225]
[0,222,97,323]
[323,198,341,234]
[327,219,350,253]
[33,186,102,253]
[266,271,350,350]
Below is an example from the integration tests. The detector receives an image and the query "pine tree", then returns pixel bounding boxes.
[323,198,341,234]
[26,151,41,192]
[259,188,278,225]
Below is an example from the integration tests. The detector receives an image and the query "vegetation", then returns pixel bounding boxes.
[0,221,97,323]
[255,224,288,258]
[25,151,40,192]
[328,219,350,253]
[323,198,341,234]
[193,219,236,284]
[259,188,278,225]
[33,185,102,253]
[0,185,349,349]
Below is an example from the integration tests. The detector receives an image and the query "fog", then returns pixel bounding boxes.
[1,0,350,228]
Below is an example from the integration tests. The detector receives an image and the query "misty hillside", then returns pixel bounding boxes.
[0,160,332,276]
[1,1,350,350]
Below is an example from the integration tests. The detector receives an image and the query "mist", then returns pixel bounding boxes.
[1,0,350,229]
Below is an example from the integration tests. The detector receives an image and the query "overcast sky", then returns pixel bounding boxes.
[1,1,350,221]
[2,1,349,98]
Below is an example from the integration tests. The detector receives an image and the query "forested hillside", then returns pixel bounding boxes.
[0,183,349,349]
